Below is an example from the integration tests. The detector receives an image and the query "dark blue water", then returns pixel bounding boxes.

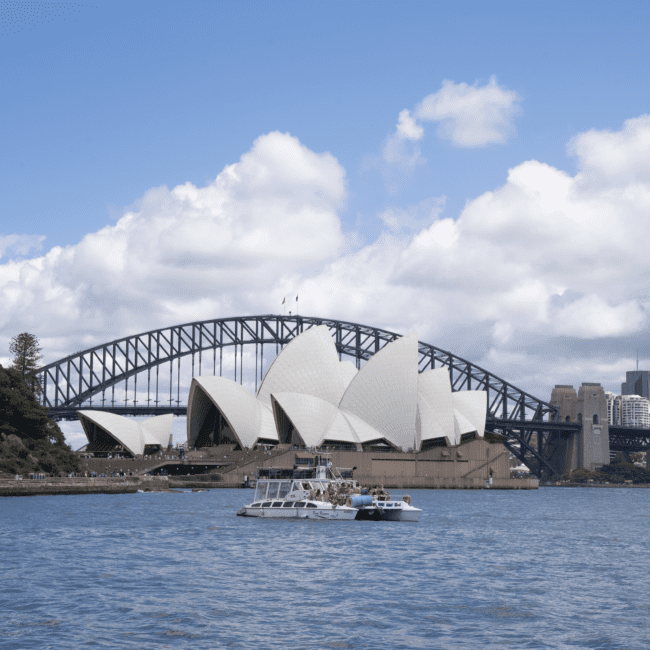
[1,488,649,649]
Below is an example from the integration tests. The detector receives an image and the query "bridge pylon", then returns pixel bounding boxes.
[547,383,610,475]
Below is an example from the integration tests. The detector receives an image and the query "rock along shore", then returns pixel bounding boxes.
[0,476,189,497]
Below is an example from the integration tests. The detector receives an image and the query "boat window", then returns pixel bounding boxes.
[305,503,317,508]
[282,502,294,508]
[267,483,279,499]
[261,501,272,507]
[271,502,283,508]
[294,502,306,508]
[278,481,291,499]
[254,484,267,501]
[250,503,261,508]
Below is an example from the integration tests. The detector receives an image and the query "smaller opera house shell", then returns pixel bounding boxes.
[187,326,486,452]
[78,411,173,457]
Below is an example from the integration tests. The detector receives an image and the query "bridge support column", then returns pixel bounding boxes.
[549,383,610,475]
[548,385,580,476]
[576,383,610,472]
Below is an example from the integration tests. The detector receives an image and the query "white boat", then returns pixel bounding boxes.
[237,454,421,522]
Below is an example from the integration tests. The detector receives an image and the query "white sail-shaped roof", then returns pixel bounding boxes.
[78,411,172,456]
[338,361,357,391]
[418,368,457,445]
[257,325,345,407]
[452,391,487,438]
[454,409,477,438]
[258,402,279,445]
[271,392,343,448]
[340,409,393,447]
[184,326,487,452]
[188,376,265,449]
[323,410,362,447]
[141,414,174,448]
[338,334,418,451]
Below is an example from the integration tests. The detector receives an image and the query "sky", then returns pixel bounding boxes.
[2,0,650,448]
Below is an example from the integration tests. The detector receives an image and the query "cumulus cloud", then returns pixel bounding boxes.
[0,131,346,357]
[300,116,650,386]
[3,118,650,446]
[383,76,522,168]
[0,234,45,259]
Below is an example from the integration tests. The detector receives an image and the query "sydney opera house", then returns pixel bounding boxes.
[187,326,486,452]
[78,410,173,457]
[75,326,487,457]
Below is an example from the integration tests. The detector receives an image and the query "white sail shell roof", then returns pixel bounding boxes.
[323,410,362,446]
[338,361,357,391]
[257,325,345,407]
[417,368,457,445]
[258,402,279,444]
[78,411,172,457]
[184,326,487,451]
[452,391,487,438]
[188,376,276,449]
[340,410,390,446]
[140,414,174,447]
[271,392,345,448]
[339,334,418,451]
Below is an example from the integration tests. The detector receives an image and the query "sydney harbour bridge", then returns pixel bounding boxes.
[34,314,650,477]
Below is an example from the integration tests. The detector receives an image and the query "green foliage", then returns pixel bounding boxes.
[9,332,43,396]
[568,461,650,485]
[0,365,79,476]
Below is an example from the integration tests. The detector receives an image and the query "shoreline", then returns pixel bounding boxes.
[1,477,537,496]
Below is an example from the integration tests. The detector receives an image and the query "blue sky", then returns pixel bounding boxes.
[4,0,647,246]
[2,0,650,447]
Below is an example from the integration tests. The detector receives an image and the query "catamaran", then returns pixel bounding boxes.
[237,454,421,521]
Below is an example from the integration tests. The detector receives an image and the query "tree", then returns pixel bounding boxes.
[9,332,42,396]
[0,365,79,476]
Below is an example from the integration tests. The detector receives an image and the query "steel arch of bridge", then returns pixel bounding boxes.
[35,314,560,476]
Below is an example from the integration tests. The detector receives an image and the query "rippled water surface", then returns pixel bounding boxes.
[2,487,650,649]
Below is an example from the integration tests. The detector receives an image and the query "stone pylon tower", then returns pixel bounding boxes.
[548,385,579,475]
[548,383,610,475]
[576,383,610,471]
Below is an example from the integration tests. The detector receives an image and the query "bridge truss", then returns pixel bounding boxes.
[36,314,564,477]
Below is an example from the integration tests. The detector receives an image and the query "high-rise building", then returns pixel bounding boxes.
[605,391,621,425]
[621,370,650,398]
[619,394,650,428]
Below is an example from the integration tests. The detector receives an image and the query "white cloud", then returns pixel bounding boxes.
[3,119,650,446]
[383,76,522,168]
[395,109,424,141]
[0,131,346,355]
[297,115,650,391]
[0,234,45,259]
[415,76,521,147]
[378,197,445,234]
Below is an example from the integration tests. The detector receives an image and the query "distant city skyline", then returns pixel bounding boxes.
[2,0,650,448]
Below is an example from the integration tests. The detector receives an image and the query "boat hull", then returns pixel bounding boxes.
[356,503,422,522]
[241,504,358,520]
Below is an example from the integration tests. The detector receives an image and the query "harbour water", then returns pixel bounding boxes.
[1,487,649,649]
